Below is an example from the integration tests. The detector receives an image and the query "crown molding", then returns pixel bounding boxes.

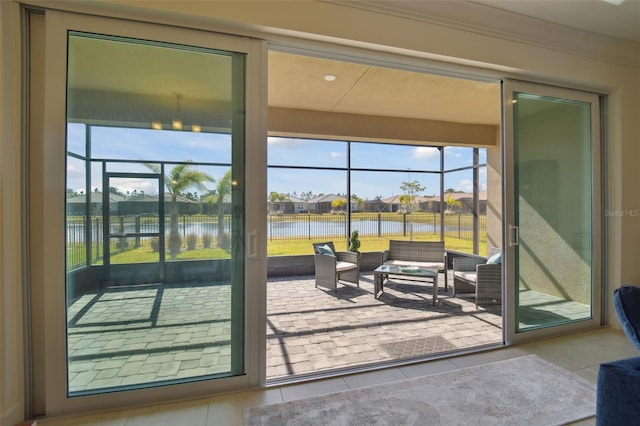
[324,0,640,68]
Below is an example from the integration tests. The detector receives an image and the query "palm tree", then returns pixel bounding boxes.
[147,162,214,258]
[215,169,232,250]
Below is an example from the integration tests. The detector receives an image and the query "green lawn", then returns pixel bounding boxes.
[70,235,485,269]
[267,236,486,256]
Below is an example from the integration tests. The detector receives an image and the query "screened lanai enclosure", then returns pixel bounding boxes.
[64,33,503,393]
[63,30,505,396]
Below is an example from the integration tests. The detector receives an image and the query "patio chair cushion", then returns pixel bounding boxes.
[382,259,444,271]
[486,252,502,264]
[336,261,357,272]
[614,284,640,350]
[317,244,335,256]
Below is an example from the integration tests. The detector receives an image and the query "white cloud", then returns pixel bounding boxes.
[112,178,159,196]
[331,151,345,158]
[413,147,439,159]
[445,147,463,158]
[66,164,84,180]
[267,137,294,146]
[457,179,474,193]
[267,137,310,148]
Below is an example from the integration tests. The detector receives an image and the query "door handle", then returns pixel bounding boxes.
[509,225,519,246]
[248,230,257,258]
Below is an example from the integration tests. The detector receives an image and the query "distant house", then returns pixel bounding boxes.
[362,192,486,214]
[421,191,487,214]
[268,196,307,214]
[364,198,389,213]
[66,191,126,215]
[365,195,431,213]
[307,194,357,214]
[117,193,201,215]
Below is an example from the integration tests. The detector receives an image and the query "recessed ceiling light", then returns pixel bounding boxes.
[601,0,625,4]
[324,74,337,82]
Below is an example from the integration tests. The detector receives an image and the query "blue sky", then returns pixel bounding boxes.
[67,125,486,200]
[267,137,486,199]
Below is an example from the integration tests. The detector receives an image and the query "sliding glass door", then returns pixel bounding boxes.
[503,80,602,342]
[37,10,266,415]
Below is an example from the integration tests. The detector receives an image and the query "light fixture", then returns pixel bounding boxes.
[151,121,162,130]
[324,74,337,82]
[191,124,202,133]
[172,93,183,130]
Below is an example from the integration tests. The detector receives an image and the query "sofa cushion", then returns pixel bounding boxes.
[454,271,477,284]
[383,260,444,271]
[486,252,502,264]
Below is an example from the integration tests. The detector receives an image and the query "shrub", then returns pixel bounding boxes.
[202,232,212,248]
[348,230,360,253]
[150,237,159,252]
[186,233,197,250]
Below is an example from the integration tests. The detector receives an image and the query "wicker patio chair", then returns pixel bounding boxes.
[312,242,359,292]
[452,247,502,308]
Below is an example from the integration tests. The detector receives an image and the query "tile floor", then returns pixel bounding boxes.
[38,327,637,425]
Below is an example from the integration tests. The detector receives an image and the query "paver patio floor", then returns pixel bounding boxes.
[70,271,567,392]
[266,272,502,380]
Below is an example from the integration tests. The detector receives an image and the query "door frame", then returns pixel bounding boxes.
[502,79,603,345]
[36,9,267,416]
[103,172,164,283]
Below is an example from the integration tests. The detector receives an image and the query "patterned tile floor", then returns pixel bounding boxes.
[66,271,589,393]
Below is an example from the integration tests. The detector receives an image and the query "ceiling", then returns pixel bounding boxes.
[269,0,639,129]
[470,0,640,42]
[337,0,640,43]
[70,0,637,134]
[268,51,502,126]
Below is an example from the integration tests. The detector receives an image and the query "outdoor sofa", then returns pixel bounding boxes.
[380,240,448,290]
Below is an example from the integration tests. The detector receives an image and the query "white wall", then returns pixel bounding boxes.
[1,2,24,425]
[2,0,639,422]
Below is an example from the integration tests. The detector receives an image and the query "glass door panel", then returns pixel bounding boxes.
[65,32,245,395]
[503,80,601,340]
